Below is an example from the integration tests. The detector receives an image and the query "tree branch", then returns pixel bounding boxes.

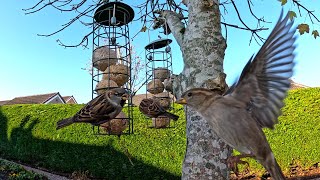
[292,0,320,24]
[154,10,185,47]
[230,0,266,44]
[247,0,271,24]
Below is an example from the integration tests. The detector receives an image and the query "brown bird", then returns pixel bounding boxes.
[176,11,296,180]
[139,98,179,121]
[56,88,129,130]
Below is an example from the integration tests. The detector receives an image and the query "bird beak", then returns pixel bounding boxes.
[122,94,129,101]
[176,98,187,104]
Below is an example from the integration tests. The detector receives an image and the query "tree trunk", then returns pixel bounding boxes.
[161,0,232,179]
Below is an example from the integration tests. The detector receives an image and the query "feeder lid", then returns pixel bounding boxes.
[145,39,172,50]
[94,2,135,26]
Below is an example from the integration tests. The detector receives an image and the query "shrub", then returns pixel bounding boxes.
[0,104,186,179]
[0,87,319,178]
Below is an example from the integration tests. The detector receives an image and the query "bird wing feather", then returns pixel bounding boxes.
[225,10,297,129]
[74,93,116,122]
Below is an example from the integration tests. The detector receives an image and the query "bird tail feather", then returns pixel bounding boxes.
[56,117,74,130]
[164,112,179,121]
[262,152,285,180]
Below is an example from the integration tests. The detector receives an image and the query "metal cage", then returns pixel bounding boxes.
[144,38,176,128]
[91,1,134,135]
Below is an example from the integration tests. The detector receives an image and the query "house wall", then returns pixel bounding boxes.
[45,96,65,104]
[66,99,77,104]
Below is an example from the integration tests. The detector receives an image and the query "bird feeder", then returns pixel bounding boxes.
[144,38,176,128]
[91,1,134,135]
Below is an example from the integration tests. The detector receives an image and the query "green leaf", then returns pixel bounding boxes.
[288,11,297,21]
[297,24,310,35]
[312,30,319,39]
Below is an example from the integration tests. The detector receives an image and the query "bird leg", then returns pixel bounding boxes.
[227,154,254,176]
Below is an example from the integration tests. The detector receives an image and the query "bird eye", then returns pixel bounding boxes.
[114,92,119,96]
[187,92,192,97]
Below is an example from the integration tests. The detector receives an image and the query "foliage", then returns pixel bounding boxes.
[0,158,46,180]
[297,24,310,35]
[0,87,319,178]
[0,103,186,179]
[236,87,320,176]
[280,1,320,39]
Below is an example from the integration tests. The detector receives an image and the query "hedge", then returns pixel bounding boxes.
[0,87,319,178]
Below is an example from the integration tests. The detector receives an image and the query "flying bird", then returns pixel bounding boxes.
[139,98,179,121]
[57,88,129,130]
[176,10,296,180]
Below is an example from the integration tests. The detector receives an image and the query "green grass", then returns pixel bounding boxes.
[0,104,186,179]
[236,88,320,175]
[0,87,319,178]
[0,158,46,180]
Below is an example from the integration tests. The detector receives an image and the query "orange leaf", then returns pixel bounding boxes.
[312,30,319,39]
[140,26,147,32]
[297,24,310,35]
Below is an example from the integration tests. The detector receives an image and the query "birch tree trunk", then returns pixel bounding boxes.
[160,0,232,179]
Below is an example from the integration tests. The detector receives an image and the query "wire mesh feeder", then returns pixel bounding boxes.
[91,1,134,136]
[143,38,177,128]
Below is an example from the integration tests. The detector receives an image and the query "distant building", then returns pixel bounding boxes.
[132,94,152,106]
[0,92,77,106]
[132,93,176,106]
[62,96,78,104]
[289,79,309,90]
[0,100,9,106]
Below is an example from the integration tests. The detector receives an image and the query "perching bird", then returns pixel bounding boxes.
[56,88,129,130]
[139,98,179,121]
[176,10,296,180]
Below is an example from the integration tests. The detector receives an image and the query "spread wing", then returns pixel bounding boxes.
[225,10,297,129]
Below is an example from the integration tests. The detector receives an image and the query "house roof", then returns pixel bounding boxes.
[0,100,10,106]
[132,93,176,106]
[4,92,60,105]
[289,79,309,90]
[62,96,78,104]
[132,94,152,106]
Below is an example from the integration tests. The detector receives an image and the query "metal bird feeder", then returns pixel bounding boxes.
[144,38,176,128]
[91,1,134,136]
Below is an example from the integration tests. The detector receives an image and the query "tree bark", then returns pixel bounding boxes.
[161,0,232,179]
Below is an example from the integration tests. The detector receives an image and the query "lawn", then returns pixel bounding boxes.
[0,87,319,179]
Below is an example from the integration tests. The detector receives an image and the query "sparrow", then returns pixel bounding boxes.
[139,98,179,121]
[56,88,129,130]
[176,10,296,180]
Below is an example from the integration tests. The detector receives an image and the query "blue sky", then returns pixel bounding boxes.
[0,1,319,104]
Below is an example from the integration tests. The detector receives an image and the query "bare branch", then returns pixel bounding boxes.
[247,0,271,24]
[230,0,266,44]
[56,30,92,48]
[23,0,60,15]
[221,22,268,32]
[292,0,320,23]
[22,0,46,11]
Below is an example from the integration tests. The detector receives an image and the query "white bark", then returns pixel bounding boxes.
[160,0,232,179]
[161,10,185,47]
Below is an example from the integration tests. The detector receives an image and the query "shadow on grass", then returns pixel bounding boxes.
[0,107,179,179]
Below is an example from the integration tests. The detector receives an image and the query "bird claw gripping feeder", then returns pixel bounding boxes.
[91,1,134,136]
[144,38,177,128]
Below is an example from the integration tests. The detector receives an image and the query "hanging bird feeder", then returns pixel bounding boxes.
[91,1,134,136]
[143,38,177,128]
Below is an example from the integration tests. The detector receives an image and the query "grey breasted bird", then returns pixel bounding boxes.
[139,98,179,121]
[56,88,129,130]
[176,11,296,180]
